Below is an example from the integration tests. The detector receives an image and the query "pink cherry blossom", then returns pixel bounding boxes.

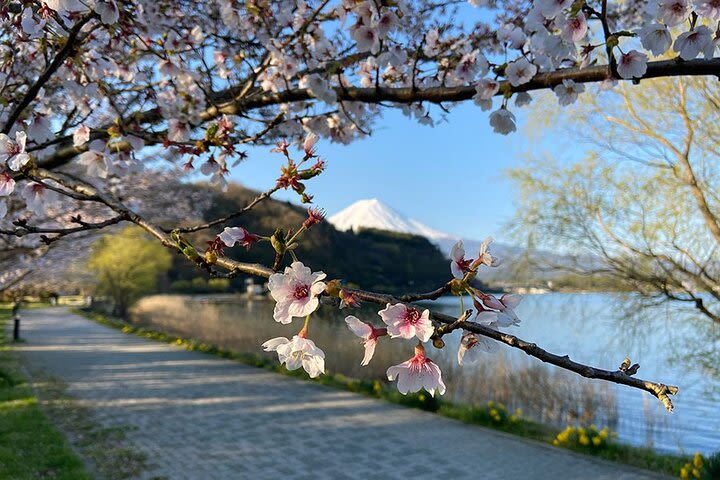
[557,13,588,43]
[345,315,387,366]
[387,344,446,396]
[268,261,327,324]
[379,303,433,342]
[262,335,325,378]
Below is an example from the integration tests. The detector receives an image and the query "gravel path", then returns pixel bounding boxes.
[13,307,668,480]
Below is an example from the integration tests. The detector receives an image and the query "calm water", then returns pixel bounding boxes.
[131,293,719,455]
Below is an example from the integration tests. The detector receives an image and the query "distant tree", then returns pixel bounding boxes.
[88,227,172,317]
[511,76,720,324]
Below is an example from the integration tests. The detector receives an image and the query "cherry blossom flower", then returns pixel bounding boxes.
[673,26,713,60]
[73,125,91,147]
[268,261,327,324]
[77,149,109,178]
[505,57,537,87]
[345,315,387,366]
[657,0,690,27]
[515,92,533,107]
[21,8,45,38]
[379,303,433,342]
[482,293,523,327]
[477,236,500,267]
[352,24,380,54]
[638,24,672,56]
[27,115,54,143]
[696,0,720,20]
[0,132,30,172]
[262,335,325,378]
[218,226,259,249]
[376,10,399,38]
[0,173,15,196]
[617,50,648,79]
[489,108,517,135]
[497,25,527,49]
[450,240,473,279]
[557,13,588,43]
[94,0,120,24]
[553,79,585,106]
[457,330,498,365]
[303,132,319,158]
[22,182,57,215]
[474,79,500,101]
[536,0,573,19]
[387,344,446,396]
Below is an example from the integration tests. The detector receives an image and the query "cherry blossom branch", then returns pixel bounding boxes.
[1,14,95,134]
[0,215,125,244]
[10,164,683,411]
[34,58,720,171]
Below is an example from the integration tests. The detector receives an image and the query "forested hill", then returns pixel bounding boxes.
[169,183,451,294]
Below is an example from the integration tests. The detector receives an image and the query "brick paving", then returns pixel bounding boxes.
[13,308,668,479]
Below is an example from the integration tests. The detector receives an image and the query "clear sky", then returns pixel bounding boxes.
[230,102,544,244]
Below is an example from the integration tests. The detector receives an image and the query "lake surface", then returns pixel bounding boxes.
[130,292,719,455]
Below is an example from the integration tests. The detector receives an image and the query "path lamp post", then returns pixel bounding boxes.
[11,301,20,341]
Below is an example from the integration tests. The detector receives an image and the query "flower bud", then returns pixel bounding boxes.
[270,229,285,254]
[432,337,445,349]
[204,250,217,264]
[325,279,342,297]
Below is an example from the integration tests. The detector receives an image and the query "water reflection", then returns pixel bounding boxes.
[130,293,719,455]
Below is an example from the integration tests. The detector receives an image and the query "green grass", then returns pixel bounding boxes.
[0,306,90,480]
[76,308,703,477]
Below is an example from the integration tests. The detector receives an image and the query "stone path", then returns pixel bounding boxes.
[13,308,668,480]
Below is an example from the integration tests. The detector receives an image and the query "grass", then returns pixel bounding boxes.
[76,307,700,477]
[0,306,90,480]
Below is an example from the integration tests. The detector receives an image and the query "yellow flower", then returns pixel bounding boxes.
[693,453,703,469]
[598,429,608,440]
[578,427,586,436]
[691,468,701,479]
[679,466,689,480]
[592,436,601,446]
[418,394,426,402]
[489,409,498,417]
[515,408,523,416]
[579,434,590,446]
[552,439,560,446]
[497,402,506,411]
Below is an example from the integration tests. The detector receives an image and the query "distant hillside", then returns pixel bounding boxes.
[168,184,452,294]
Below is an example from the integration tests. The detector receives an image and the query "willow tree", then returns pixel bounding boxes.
[1,0,719,410]
[512,76,720,324]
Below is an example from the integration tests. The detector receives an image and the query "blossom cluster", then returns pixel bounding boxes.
[262,237,522,398]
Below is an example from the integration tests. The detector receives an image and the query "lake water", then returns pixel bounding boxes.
[130,292,720,456]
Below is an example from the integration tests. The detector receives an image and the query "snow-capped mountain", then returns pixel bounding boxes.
[328,198,521,261]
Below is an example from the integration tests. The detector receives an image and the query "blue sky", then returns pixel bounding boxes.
[231,103,543,243]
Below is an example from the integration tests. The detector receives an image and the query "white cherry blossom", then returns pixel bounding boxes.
[457,330,498,365]
[0,173,14,196]
[553,79,585,106]
[387,344,446,396]
[557,13,588,43]
[674,26,713,60]
[638,23,673,56]
[696,0,720,20]
[0,132,30,172]
[617,50,649,79]
[489,108,517,135]
[482,293,523,327]
[21,182,57,215]
[73,125,91,147]
[450,240,473,279]
[379,303,433,342]
[477,236,500,267]
[536,0,573,19]
[268,261,327,324]
[262,335,325,378]
[345,316,387,366]
[657,0,691,27]
[505,57,537,87]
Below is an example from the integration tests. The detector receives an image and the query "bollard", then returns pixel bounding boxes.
[13,315,20,341]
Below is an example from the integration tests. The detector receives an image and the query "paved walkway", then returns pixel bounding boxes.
[13,308,667,480]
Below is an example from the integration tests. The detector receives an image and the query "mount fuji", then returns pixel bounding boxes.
[328,198,522,263]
